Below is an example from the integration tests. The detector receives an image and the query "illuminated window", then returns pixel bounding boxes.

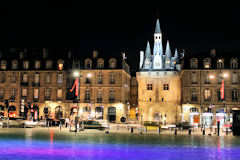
[12,60,18,69]
[191,89,197,102]
[109,89,115,102]
[11,73,16,83]
[23,73,28,83]
[203,58,211,69]
[85,59,92,69]
[232,89,238,101]
[97,90,102,102]
[85,89,90,101]
[217,59,224,69]
[22,88,27,97]
[46,61,52,69]
[58,73,63,84]
[46,73,51,84]
[109,74,115,84]
[23,61,29,69]
[190,58,198,69]
[45,88,51,99]
[231,59,238,69]
[232,72,238,84]
[10,89,16,100]
[204,89,211,101]
[163,84,169,90]
[109,58,117,68]
[57,89,62,100]
[97,58,104,69]
[1,60,7,70]
[147,84,153,90]
[191,72,197,84]
[98,74,103,84]
[35,61,41,69]
[0,74,5,83]
[205,73,210,84]
[34,88,39,99]
[34,73,40,84]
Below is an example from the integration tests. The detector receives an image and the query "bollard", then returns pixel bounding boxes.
[226,127,228,135]
[174,129,177,135]
[217,121,220,136]
[59,123,61,131]
[203,129,205,135]
[189,129,191,135]
[145,126,147,133]
[158,126,161,134]
[131,126,134,134]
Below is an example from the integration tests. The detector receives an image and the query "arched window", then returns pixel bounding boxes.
[23,61,29,69]
[203,58,211,69]
[217,58,224,69]
[12,60,18,69]
[85,59,92,69]
[45,60,52,69]
[1,60,7,70]
[109,58,117,68]
[57,59,64,70]
[72,59,80,69]
[35,61,41,69]
[231,58,238,69]
[190,58,198,69]
[97,58,104,69]
[55,106,63,119]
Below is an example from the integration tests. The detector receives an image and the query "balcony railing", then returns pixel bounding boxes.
[97,98,102,103]
[32,82,40,87]
[84,99,91,103]
[109,98,115,103]
[21,82,28,86]
[191,97,198,102]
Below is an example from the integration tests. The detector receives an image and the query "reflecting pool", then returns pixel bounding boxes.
[0,128,240,160]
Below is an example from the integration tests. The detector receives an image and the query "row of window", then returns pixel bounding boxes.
[0,73,64,84]
[73,58,117,69]
[0,60,64,70]
[190,89,239,102]
[191,72,238,84]
[147,84,169,90]
[0,88,63,100]
[190,58,238,69]
[0,58,117,70]
[0,88,117,102]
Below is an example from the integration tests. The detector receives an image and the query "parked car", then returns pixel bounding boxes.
[82,120,106,130]
[176,122,193,130]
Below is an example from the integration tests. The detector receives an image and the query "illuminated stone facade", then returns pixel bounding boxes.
[0,49,130,123]
[181,49,240,126]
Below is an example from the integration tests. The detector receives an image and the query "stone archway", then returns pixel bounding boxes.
[55,106,63,119]
[95,106,104,120]
[108,106,116,123]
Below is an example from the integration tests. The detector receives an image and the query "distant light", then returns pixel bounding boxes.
[209,75,214,79]
[58,64,63,70]
[223,73,228,78]
[87,73,92,78]
[73,71,79,77]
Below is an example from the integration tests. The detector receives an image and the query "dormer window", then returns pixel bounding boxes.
[217,58,224,69]
[12,60,18,69]
[190,58,198,69]
[97,58,104,69]
[72,60,80,69]
[231,59,238,69]
[109,58,117,68]
[35,61,41,69]
[203,58,211,69]
[46,61,52,69]
[23,61,29,70]
[85,59,92,69]
[1,60,7,70]
[57,59,64,70]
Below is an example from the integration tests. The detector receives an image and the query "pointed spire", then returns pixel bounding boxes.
[165,41,172,57]
[174,49,178,57]
[154,19,161,34]
[145,41,151,59]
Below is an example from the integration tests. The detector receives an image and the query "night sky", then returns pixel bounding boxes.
[1,2,240,72]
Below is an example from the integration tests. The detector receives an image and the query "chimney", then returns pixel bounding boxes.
[20,51,25,59]
[210,49,216,57]
[93,50,98,58]
[43,48,48,59]
[67,51,72,59]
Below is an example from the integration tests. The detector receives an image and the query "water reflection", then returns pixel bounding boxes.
[0,129,240,160]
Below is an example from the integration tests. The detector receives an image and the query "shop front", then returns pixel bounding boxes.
[189,108,200,126]
[95,106,104,120]
[83,106,91,120]
[202,107,213,127]
[8,106,16,117]
[108,106,116,123]
[216,108,226,127]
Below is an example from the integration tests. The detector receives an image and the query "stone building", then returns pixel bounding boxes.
[137,19,182,124]
[181,49,240,127]
[0,49,130,123]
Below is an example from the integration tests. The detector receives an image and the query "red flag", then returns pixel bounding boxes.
[220,80,224,99]
[70,78,79,96]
